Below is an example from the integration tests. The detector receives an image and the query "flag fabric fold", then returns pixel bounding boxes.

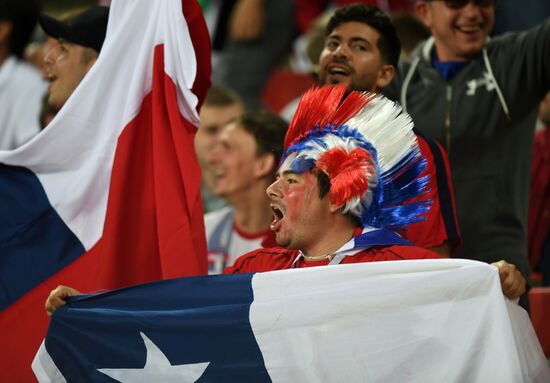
[0,0,210,380]
[33,259,549,383]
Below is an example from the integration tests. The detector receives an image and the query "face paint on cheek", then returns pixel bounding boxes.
[283,176,317,222]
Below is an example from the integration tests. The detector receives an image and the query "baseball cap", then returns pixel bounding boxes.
[39,6,109,53]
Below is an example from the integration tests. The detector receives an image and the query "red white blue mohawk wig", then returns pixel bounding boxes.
[283,85,430,230]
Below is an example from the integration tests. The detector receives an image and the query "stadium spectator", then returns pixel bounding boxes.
[41,6,108,111]
[204,111,287,273]
[196,84,244,213]
[383,0,550,297]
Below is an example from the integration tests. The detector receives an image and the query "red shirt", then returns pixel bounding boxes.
[224,245,441,274]
[528,127,550,269]
[400,133,461,253]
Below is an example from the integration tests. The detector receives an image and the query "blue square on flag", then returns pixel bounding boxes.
[43,274,270,382]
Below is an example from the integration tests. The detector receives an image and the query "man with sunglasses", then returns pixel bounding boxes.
[384,0,550,306]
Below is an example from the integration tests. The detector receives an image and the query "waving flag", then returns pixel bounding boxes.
[32,259,549,382]
[0,0,210,380]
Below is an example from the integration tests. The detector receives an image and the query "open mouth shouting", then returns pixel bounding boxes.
[270,204,284,232]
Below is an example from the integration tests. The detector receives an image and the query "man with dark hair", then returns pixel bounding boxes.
[318,3,460,258]
[41,5,108,111]
[325,2,402,68]
[204,111,288,274]
[0,0,46,149]
[196,84,245,213]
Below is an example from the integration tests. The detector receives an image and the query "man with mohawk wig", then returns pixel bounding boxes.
[46,86,525,313]
[222,85,525,300]
[223,85,443,272]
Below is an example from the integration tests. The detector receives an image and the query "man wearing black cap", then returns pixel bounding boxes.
[41,5,108,110]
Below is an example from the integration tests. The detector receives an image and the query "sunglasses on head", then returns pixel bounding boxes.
[430,0,494,9]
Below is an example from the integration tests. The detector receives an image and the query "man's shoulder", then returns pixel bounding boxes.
[414,130,449,169]
[361,245,441,261]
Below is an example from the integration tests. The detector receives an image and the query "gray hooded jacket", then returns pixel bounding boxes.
[384,19,550,279]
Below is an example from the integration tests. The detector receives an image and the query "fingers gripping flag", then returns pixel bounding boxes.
[0,0,211,380]
[33,260,550,382]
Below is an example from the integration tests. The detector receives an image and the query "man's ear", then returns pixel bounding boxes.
[415,1,433,29]
[328,198,344,214]
[254,152,276,179]
[375,64,395,90]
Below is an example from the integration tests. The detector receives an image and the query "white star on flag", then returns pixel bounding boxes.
[98,332,209,382]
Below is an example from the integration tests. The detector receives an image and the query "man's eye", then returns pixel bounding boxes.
[326,41,339,50]
[287,178,297,184]
[351,44,367,51]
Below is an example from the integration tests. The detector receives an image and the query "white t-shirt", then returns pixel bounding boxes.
[0,56,47,150]
[204,207,273,274]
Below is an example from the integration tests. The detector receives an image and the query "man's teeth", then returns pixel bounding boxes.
[458,25,481,32]
[330,68,348,75]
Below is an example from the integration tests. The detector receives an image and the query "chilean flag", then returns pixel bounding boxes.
[0,0,210,380]
[33,260,549,382]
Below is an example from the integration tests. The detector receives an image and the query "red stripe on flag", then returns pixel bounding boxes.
[1,40,210,382]
[87,44,207,286]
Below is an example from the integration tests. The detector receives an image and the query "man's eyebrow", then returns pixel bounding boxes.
[279,170,297,176]
[349,36,370,45]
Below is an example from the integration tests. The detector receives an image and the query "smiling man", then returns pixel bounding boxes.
[383,0,550,294]
[41,5,108,111]
[195,85,245,213]
[204,111,287,274]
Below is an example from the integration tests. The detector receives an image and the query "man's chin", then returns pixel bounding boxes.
[275,235,291,249]
[328,77,350,86]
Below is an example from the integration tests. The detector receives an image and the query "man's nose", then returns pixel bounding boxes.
[266,178,281,199]
[206,142,223,165]
[43,48,55,66]
[462,1,484,17]
[43,44,62,67]
[333,44,350,59]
